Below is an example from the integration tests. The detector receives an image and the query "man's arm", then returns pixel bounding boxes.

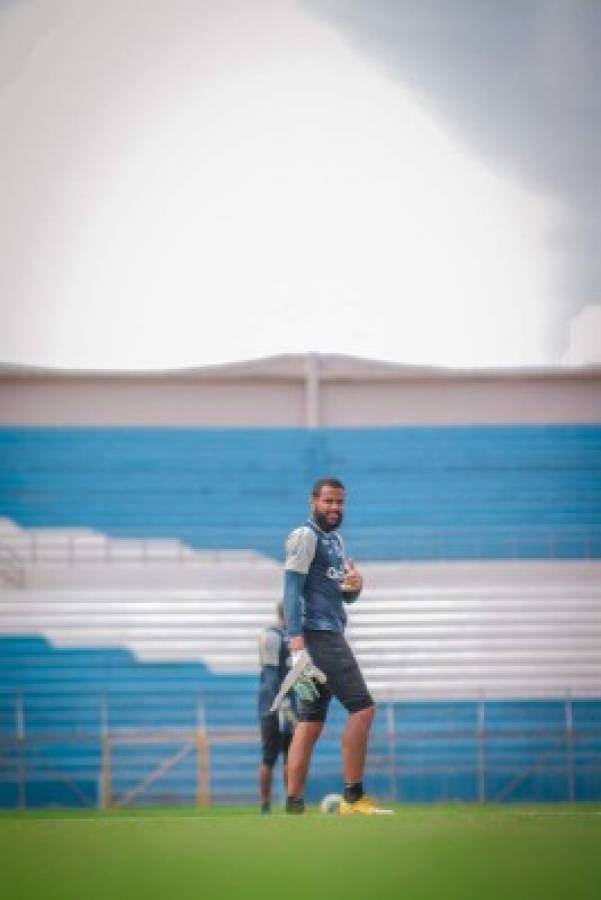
[282,526,317,650]
[284,570,307,650]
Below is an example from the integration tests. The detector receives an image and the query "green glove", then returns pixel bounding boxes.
[293,676,321,703]
[290,649,326,703]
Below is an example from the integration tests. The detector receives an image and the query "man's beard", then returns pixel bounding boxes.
[313,510,343,532]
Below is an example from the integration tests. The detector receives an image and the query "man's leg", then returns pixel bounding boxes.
[286,721,323,811]
[301,632,392,814]
[282,731,293,795]
[259,715,279,813]
[259,763,273,813]
[339,704,392,814]
[306,632,375,795]
[341,704,375,784]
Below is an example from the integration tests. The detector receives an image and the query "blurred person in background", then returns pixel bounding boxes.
[257,602,296,813]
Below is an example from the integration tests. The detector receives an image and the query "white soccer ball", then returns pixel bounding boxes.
[320,792,342,815]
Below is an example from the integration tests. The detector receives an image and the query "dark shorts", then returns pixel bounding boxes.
[260,714,293,767]
[298,630,374,723]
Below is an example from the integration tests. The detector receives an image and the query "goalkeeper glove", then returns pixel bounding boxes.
[291,648,326,703]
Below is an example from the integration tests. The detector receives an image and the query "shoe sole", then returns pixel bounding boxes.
[339,808,394,816]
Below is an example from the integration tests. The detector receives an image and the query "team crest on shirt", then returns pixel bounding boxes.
[323,536,345,582]
[326,565,345,582]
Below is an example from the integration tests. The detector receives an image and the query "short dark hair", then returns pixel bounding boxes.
[311,476,345,497]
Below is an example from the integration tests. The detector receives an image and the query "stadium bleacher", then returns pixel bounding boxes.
[1,423,600,807]
[0,425,600,559]
[2,634,600,807]
[1,541,600,806]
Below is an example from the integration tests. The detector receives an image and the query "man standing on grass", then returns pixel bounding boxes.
[282,476,392,815]
[257,603,296,813]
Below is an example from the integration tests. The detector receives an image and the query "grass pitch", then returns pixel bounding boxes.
[1,804,600,900]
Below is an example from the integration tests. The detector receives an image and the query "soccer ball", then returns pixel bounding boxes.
[320,792,342,814]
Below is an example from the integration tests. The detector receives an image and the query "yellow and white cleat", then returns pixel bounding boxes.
[338,795,394,816]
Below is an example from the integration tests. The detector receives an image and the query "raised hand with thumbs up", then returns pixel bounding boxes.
[340,558,363,595]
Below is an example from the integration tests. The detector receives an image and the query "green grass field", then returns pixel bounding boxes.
[2,804,600,900]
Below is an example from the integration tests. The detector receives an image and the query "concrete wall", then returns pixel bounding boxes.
[321,374,601,426]
[1,355,600,426]
[0,375,306,427]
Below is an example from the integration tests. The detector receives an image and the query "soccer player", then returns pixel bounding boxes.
[257,603,296,814]
[282,476,392,815]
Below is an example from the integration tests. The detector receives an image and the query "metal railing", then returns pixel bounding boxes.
[1,689,600,809]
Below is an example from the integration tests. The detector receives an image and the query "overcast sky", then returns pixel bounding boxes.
[1,0,600,370]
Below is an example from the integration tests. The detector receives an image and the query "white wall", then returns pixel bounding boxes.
[1,355,600,426]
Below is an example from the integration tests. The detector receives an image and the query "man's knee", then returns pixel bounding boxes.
[261,753,277,768]
[349,703,375,727]
[296,720,324,742]
[290,721,324,753]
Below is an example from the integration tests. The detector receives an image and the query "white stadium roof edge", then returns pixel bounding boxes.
[1,353,600,427]
[1,351,600,380]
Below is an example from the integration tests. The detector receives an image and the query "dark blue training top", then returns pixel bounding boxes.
[283,518,360,637]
